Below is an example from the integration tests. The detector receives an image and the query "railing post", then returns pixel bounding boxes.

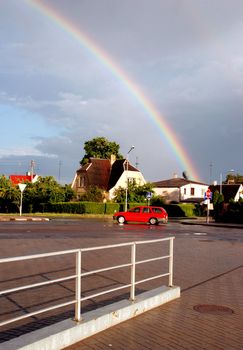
[75,250,82,322]
[169,238,174,287]
[130,242,136,301]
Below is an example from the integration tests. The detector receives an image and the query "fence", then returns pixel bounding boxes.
[0,237,174,327]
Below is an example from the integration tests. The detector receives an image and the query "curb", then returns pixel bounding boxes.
[181,220,243,229]
[0,217,50,222]
[1,285,180,350]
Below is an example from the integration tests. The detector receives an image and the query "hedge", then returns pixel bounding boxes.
[126,203,197,217]
[21,201,197,217]
[46,202,120,215]
[163,204,196,217]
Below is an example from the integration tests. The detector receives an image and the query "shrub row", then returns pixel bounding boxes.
[214,200,243,223]
[46,202,120,215]
[163,203,196,217]
[44,202,197,217]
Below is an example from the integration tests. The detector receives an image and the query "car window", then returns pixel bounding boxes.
[129,207,140,213]
[142,207,150,213]
[152,208,162,213]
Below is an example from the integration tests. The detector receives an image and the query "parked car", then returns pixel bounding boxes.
[113,206,168,225]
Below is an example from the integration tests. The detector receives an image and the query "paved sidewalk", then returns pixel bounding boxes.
[1,220,243,349]
[66,266,243,350]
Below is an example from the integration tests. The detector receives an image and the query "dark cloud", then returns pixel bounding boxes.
[1,0,243,183]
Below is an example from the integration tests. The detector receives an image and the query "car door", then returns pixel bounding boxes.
[140,207,152,222]
[126,207,141,222]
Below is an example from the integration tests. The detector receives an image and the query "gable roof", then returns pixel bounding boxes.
[77,158,111,190]
[209,184,242,202]
[76,158,140,191]
[153,177,208,188]
[108,159,139,190]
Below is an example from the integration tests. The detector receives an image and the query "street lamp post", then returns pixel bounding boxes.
[18,183,27,216]
[125,146,135,212]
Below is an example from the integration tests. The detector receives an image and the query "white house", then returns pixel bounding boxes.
[108,159,146,199]
[72,156,146,200]
[152,177,209,203]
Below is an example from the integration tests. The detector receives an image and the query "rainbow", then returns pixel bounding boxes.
[27,0,200,181]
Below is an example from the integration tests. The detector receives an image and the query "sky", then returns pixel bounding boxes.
[1,0,243,184]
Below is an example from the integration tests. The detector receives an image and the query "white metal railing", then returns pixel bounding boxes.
[0,237,174,327]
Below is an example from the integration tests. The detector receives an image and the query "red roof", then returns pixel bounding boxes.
[9,175,35,186]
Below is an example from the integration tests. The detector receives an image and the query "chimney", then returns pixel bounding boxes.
[110,154,116,165]
[173,173,178,179]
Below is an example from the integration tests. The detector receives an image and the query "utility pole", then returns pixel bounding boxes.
[58,160,62,183]
[125,146,135,212]
[30,160,35,181]
[209,162,213,185]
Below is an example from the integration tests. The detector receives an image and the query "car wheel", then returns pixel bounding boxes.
[149,217,158,225]
[117,216,126,224]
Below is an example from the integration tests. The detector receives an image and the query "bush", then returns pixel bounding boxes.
[163,204,196,217]
[119,202,196,217]
[104,203,120,214]
[217,200,243,223]
[46,202,120,215]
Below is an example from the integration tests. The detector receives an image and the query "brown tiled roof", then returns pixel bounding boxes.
[153,177,208,188]
[209,184,241,202]
[76,158,139,191]
[77,158,111,190]
[105,159,139,190]
[108,160,139,190]
[107,160,124,190]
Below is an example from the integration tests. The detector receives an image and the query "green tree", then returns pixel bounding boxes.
[212,190,224,221]
[0,176,20,213]
[113,183,154,203]
[80,137,123,165]
[225,173,243,184]
[79,186,104,202]
[63,184,75,202]
[23,176,75,212]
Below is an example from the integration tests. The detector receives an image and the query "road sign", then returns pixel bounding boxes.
[18,183,27,193]
[146,192,152,200]
[204,189,212,200]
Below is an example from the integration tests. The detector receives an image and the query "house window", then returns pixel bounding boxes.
[191,187,195,196]
[128,177,136,185]
[184,188,186,195]
[79,176,85,187]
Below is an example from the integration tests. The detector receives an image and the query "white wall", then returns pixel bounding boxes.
[109,171,146,199]
[235,185,243,201]
[153,188,180,203]
[154,183,209,203]
[180,184,208,201]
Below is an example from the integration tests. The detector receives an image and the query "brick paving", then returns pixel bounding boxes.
[66,266,243,350]
[1,220,243,349]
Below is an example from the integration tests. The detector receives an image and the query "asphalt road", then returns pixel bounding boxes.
[1,218,243,252]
